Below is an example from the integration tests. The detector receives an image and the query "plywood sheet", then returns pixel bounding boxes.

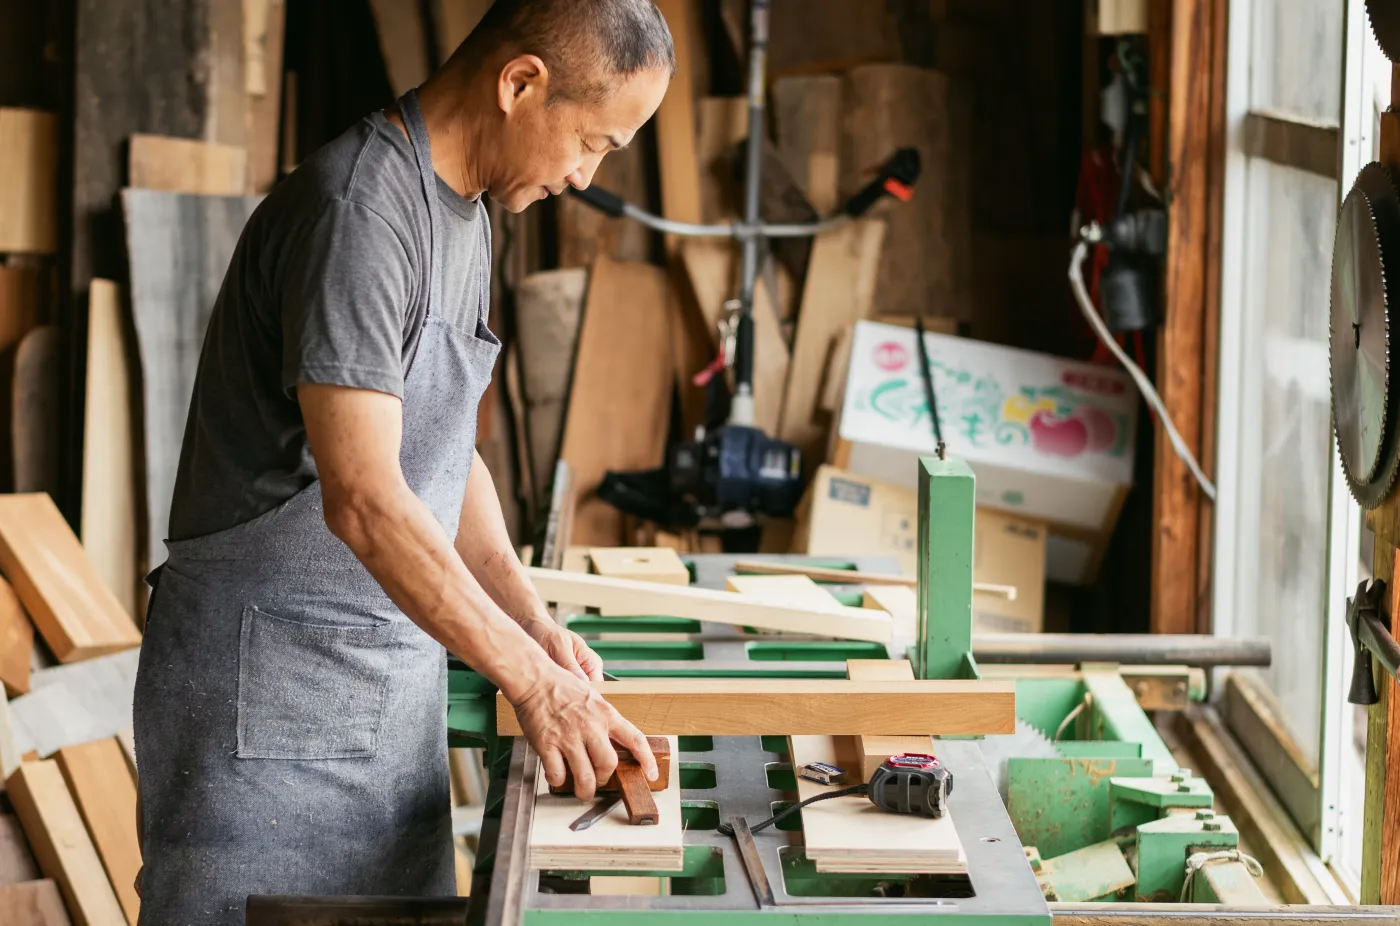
[789,732,965,874]
[81,280,138,621]
[0,879,70,926]
[529,736,682,870]
[0,495,139,664]
[122,189,261,573]
[498,677,1017,737]
[12,326,63,498]
[128,135,248,196]
[0,109,58,254]
[557,257,673,546]
[0,576,32,697]
[6,760,125,926]
[56,740,140,924]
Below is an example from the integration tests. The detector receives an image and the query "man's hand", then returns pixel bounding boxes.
[522,618,604,682]
[512,668,658,801]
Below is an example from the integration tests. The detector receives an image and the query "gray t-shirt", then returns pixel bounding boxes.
[168,111,491,542]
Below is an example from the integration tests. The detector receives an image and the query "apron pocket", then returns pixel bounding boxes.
[236,604,394,760]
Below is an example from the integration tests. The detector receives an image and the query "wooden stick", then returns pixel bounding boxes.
[497,679,1015,737]
[528,567,893,644]
[732,559,1017,600]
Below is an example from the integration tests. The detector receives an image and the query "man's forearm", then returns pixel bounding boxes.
[455,460,553,630]
[326,475,551,702]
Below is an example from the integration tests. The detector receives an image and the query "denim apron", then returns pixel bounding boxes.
[132,89,500,925]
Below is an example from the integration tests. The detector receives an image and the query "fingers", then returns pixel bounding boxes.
[539,746,567,791]
[550,634,589,682]
[585,728,619,789]
[574,636,605,682]
[564,743,597,802]
[609,711,659,781]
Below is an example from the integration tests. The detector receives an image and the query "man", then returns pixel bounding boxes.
[131,2,674,920]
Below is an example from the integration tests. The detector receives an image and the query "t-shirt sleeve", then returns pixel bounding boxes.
[280,198,415,398]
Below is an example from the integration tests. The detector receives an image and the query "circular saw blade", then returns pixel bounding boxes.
[1367,0,1400,63]
[1333,162,1400,508]
[977,718,1059,803]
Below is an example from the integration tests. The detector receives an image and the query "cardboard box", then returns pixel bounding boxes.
[833,321,1136,584]
[793,466,1046,632]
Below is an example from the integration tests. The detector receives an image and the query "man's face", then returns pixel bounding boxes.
[492,61,670,213]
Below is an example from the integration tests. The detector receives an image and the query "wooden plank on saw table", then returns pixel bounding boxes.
[81,280,139,622]
[724,574,842,613]
[128,135,248,196]
[6,760,125,926]
[498,678,1016,736]
[528,567,892,643]
[13,325,63,499]
[0,494,140,664]
[56,740,140,925]
[734,559,911,586]
[529,735,682,871]
[846,659,932,782]
[789,731,966,874]
[777,219,885,464]
[557,257,673,546]
[0,108,58,255]
[0,879,71,926]
[123,189,261,575]
[0,575,33,697]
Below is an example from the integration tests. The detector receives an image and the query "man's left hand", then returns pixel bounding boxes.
[522,618,604,682]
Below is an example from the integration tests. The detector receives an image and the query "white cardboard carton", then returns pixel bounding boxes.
[834,321,1137,582]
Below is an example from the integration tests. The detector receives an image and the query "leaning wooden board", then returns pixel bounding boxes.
[529,735,683,871]
[498,679,1015,736]
[0,495,139,663]
[128,134,248,196]
[122,190,262,574]
[56,740,140,924]
[12,326,64,499]
[6,760,125,926]
[0,879,70,926]
[529,567,892,643]
[0,576,33,696]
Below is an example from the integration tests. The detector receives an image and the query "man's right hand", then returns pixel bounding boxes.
[510,668,658,802]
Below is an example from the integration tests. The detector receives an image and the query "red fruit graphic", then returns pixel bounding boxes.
[1029,410,1089,458]
[1074,405,1117,452]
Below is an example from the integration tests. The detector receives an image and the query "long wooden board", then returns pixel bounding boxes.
[528,736,682,871]
[0,576,32,697]
[81,280,139,622]
[529,567,891,643]
[846,659,931,781]
[498,678,1016,736]
[0,495,139,663]
[772,76,842,214]
[122,189,262,573]
[12,325,64,499]
[128,135,248,196]
[244,0,287,194]
[556,257,673,546]
[777,219,885,462]
[652,0,703,254]
[0,108,58,255]
[56,740,140,925]
[789,732,965,874]
[5,760,125,926]
[0,879,70,926]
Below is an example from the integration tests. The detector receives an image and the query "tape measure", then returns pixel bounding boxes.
[867,753,954,818]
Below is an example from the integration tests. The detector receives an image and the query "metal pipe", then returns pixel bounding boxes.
[973,633,1271,668]
[1052,904,1399,924]
[617,203,846,238]
[728,0,769,425]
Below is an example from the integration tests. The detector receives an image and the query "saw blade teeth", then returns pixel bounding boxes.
[1367,0,1400,63]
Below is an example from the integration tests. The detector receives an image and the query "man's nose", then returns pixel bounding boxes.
[570,159,600,191]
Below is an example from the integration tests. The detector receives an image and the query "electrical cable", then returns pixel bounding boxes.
[914,315,947,460]
[717,784,869,837]
[1069,240,1218,502]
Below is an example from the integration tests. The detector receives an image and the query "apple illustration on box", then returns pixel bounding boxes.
[1029,410,1090,458]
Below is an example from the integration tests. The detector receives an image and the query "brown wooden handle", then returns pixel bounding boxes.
[615,761,659,825]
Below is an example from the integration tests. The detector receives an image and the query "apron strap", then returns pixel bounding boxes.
[397,89,442,325]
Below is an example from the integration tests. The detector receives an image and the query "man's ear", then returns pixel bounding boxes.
[497,54,549,114]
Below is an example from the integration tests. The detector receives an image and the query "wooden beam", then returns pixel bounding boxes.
[0,576,32,697]
[55,740,140,925]
[652,0,703,254]
[0,494,139,663]
[6,760,126,926]
[1242,111,1339,180]
[556,257,673,546]
[528,567,893,643]
[497,678,1017,736]
[777,219,886,463]
[129,134,248,196]
[80,280,138,623]
[12,326,64,500]
[846,659,931,781]
[0,108,57,254]
[1152,0,1222,634]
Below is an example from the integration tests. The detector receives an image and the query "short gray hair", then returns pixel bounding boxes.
[454,0,676,104]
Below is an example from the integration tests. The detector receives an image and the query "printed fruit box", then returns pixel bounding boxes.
[836,321,1137,535]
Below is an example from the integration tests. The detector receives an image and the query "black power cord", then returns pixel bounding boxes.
[913,315,946,460]
[717,784,869,837]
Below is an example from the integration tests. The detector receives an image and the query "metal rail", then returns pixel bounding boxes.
[973,633,1271,668]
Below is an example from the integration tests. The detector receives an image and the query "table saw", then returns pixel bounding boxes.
[246,457,1395,925]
